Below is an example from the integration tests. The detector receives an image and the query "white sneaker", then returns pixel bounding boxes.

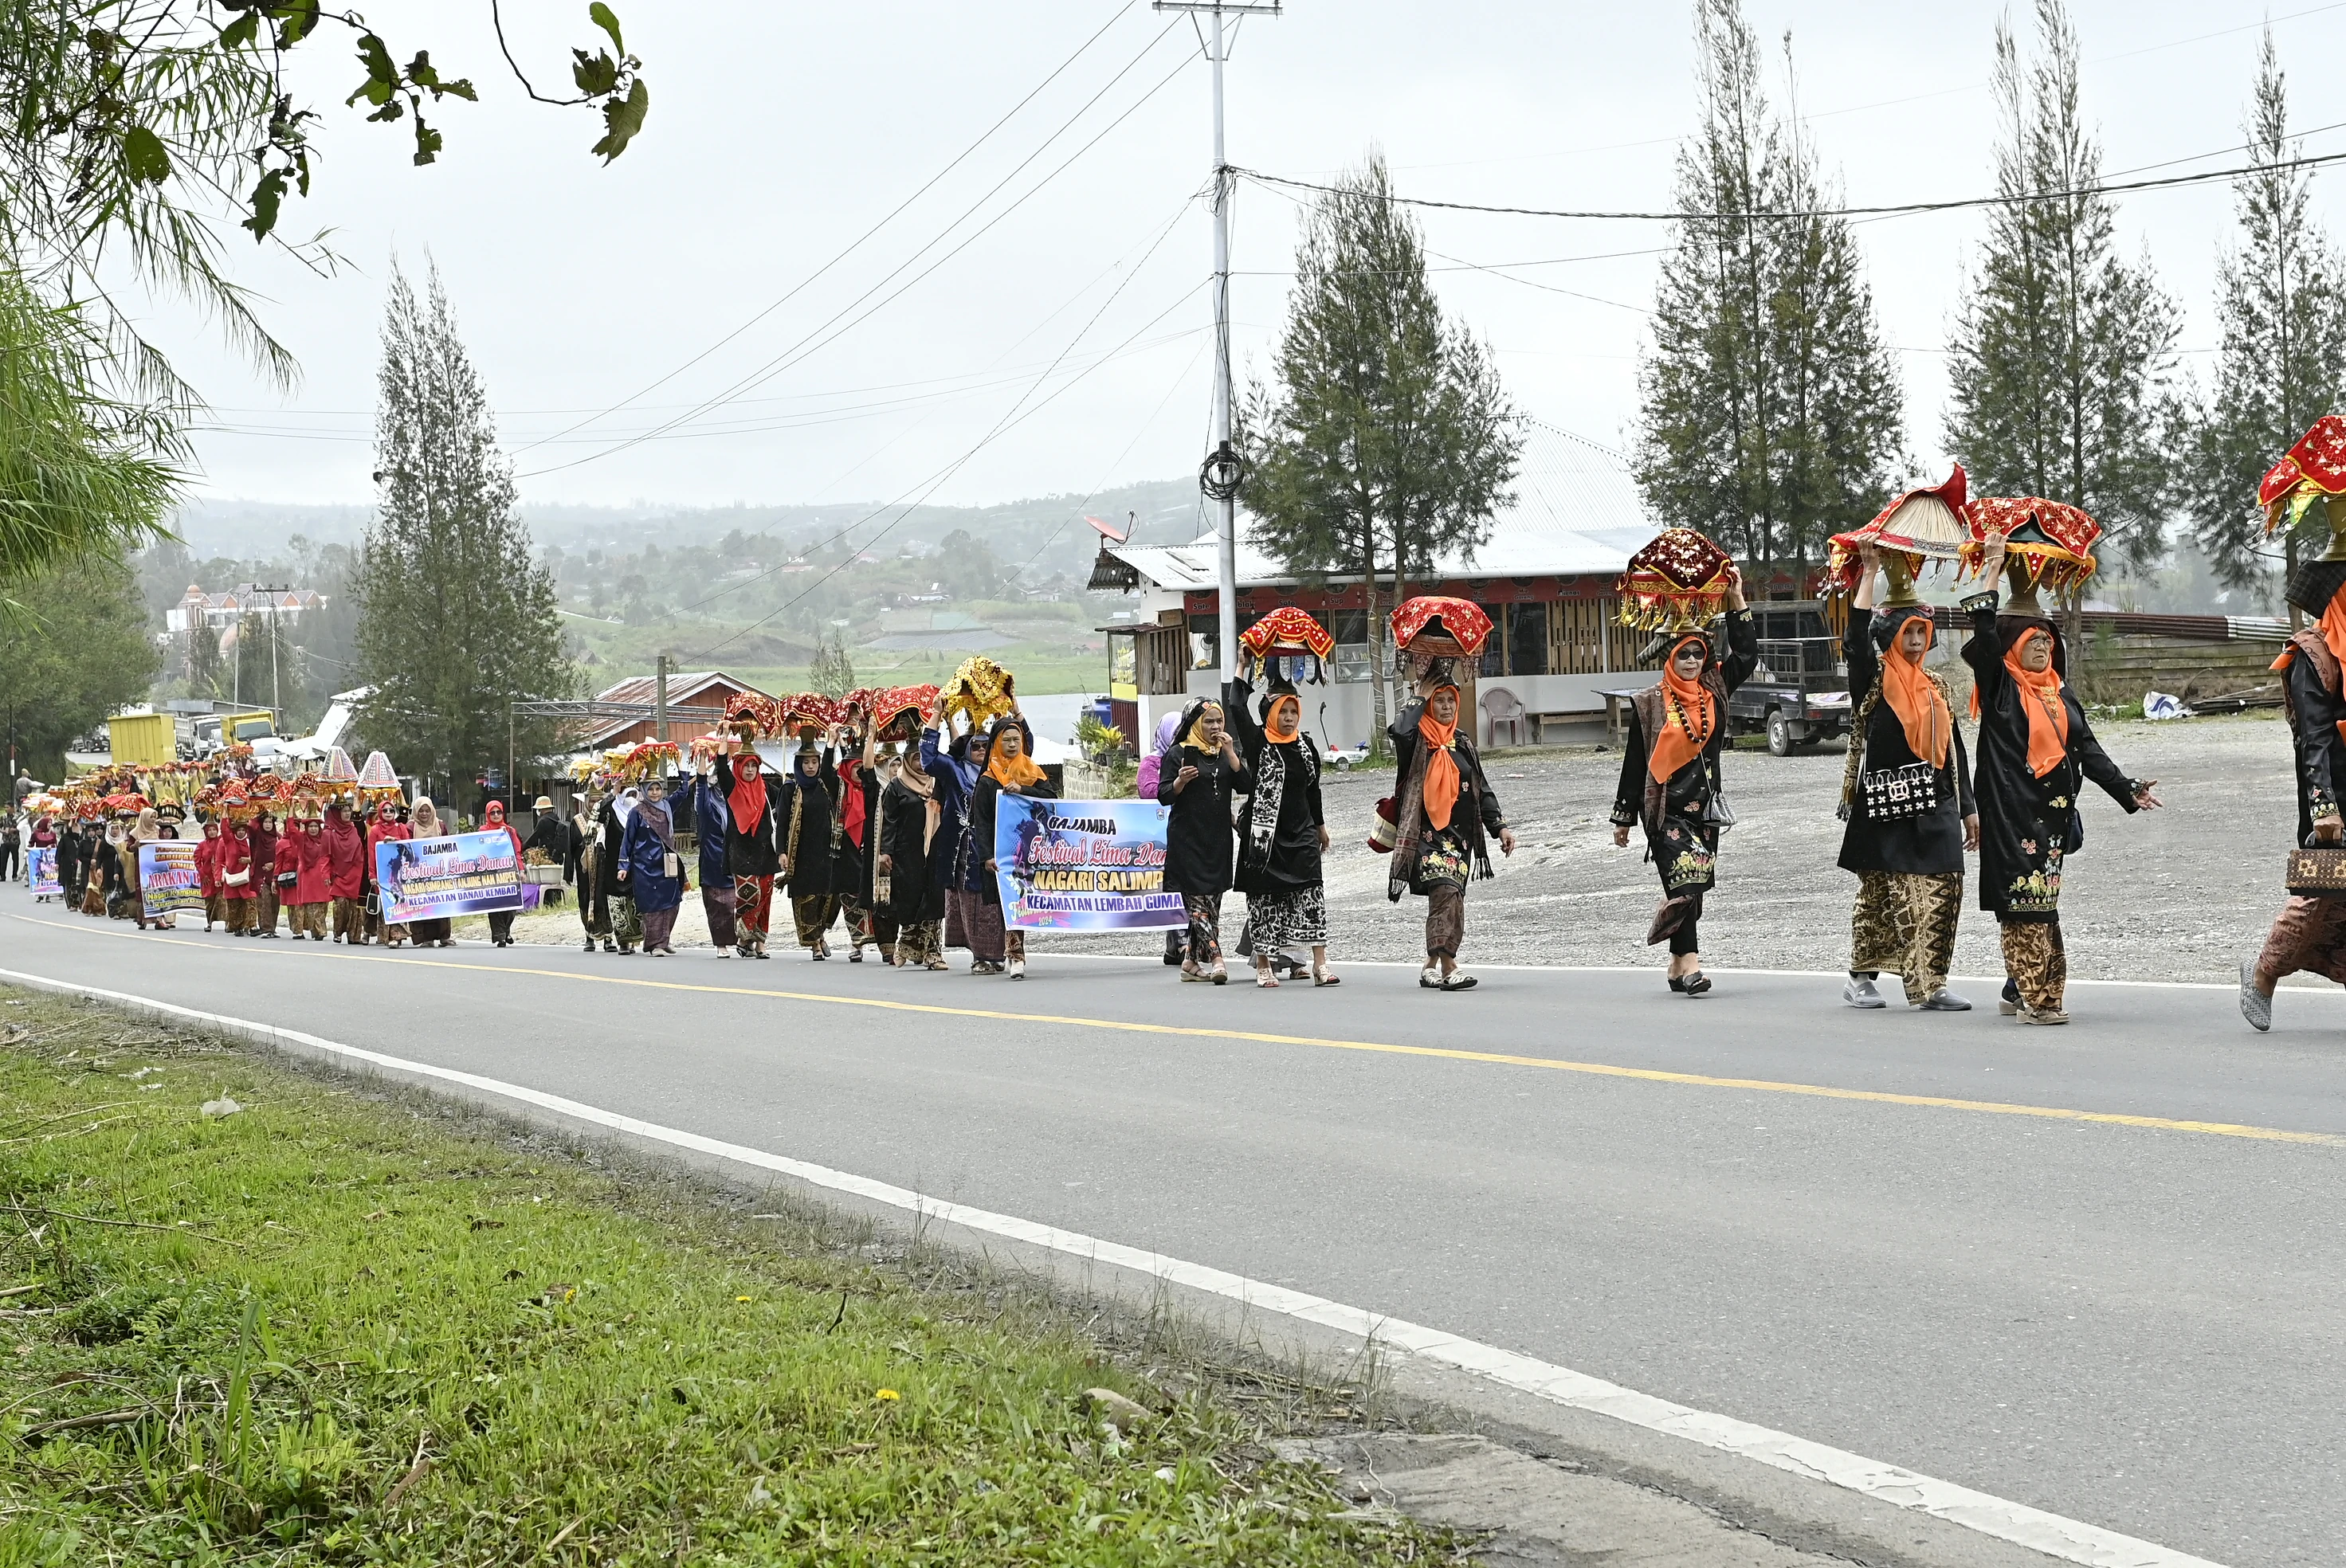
[1842,974,1886,1009]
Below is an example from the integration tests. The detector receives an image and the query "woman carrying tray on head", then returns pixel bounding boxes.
[1606,533,1756,996]
[1837,539,1978,1012]
[1382,598,1516,992]
[971,715,1054,981]
[2245,417,2346,1029]
[1963,515,2160,1025]
[1227,610,1338,989]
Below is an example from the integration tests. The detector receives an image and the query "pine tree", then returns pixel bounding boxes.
[351,261,573,799]
[1635,2,1903,585]
[809,630,855,699]
[1945,0,2179,582]
[2175,28,2346,606]
[1242,152,1520,747]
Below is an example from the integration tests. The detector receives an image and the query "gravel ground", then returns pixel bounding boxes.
[496,712,2299,986]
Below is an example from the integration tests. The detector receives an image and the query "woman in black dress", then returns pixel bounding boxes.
[1838,540,1979,1012]
[1964,531,2159,1024]
[777,739,842,958]
[1386,676,1513,991]
[971,715,1054,981]
[1226,675,1334,988]
[1608,567,1756,996]
[1157,697,1246,983]
[878,743,947,970]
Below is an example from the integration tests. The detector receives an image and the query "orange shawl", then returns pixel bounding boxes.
[1417,698,1461,830]
[2271,592,2346,752]
[2003,629,2070,778]
[1648,637,1714,784]
[1881,618,1950,768]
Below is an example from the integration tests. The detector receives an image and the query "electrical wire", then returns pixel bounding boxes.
[698,275,1212,655]
[520,27,1196,479]
[1236,143,2346,225]
[510,0,1148,456]
[678,196,1204,624]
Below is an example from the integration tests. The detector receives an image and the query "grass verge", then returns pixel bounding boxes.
[0,985,1457,1565]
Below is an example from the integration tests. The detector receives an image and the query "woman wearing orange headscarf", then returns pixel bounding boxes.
[1609,564,1757,995]
[1837,541,1980,1013]
[1387,671,1516,991]
[1964,535,2160,1025]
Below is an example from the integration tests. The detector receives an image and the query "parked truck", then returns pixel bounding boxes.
[1724,602,1852,756]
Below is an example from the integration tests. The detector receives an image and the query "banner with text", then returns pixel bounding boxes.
[138,841,202,918]
[991,795,1183,931]
[375,831,527,923]
[29,846,59,898]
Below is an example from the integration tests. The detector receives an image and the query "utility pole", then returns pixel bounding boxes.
[654,652,670,750]
[1157,1,1280,684]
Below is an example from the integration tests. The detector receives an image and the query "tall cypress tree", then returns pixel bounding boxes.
[1635,1,1903,585]
[1242,152,1519,747]
[2175,28,2346,606]
[1944,0,2178,579]
[351,261,573,799]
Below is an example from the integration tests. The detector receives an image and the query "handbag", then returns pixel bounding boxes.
[1859,761,1939,821]
[223,867,250,888]
[2285,844,2346,897]
[1703,786,1736,831]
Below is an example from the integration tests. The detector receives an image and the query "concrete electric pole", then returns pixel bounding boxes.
[1155,1,1280,684]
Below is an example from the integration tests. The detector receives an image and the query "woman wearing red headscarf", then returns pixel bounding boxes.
[364,801,412,946]
[481,801,526,947]
[194,817,225,931]
[1609,564,1756,995]
[283,811,330,939]
[712,749,781,958]
[220,821,259,935]
[249,810,281,937]
[1965,534,2160,1023]
[324,802,367,942]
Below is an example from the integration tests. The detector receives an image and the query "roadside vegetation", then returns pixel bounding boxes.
[0,986,1454,1566]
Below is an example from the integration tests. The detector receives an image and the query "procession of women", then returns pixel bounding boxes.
[18,416,2346,1034]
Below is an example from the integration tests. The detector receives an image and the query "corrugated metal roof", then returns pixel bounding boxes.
[1110,421,1658,590]
[591,671,754,707]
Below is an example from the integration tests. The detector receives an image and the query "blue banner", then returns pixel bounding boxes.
[991,796,1183,931]
[375,831,527,923]
[138,841,203,918]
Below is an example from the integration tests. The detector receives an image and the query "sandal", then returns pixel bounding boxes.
[1181,961,1203,982]
[1441,967,1479,992]
[1419,964,1442,990]
[1312,961,1340,987]
[1255,966,1280,989]
[1209,961,1228,985]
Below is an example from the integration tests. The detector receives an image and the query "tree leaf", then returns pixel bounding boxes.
[571,48,618,97]
[242,168,288,241]
[407,50,440,89]
[412,119,443,167]
[219,12,261,50]
[269,0,321,47]
[588,2,626,57]
[589,76,648,163]
[120,126,171,186]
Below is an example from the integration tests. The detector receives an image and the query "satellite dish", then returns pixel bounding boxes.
[1086,512,1133,544]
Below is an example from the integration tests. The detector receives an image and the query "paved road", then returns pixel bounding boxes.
[9,905,2345,1566]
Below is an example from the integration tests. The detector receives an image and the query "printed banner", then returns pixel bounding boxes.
[29,845,59,898]
[991,795,1183,931]
[138,841,203,918]
[375,831,527,923]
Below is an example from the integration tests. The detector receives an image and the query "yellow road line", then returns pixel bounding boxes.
[10,912,2333,1145]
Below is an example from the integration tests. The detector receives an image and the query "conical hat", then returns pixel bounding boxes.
[1826,467,1969,594]
[356,751,399,789]
[324,747,359,784]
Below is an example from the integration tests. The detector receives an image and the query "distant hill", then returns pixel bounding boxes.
[168,476,1202,589]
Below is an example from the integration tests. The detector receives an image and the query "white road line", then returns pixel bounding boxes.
[0,966,2226,1568]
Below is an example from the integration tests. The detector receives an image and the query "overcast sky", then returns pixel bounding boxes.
[159,0,2346,522]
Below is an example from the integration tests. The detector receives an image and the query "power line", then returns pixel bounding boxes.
[1234,143,2346,225]
[700,276,1212,656]
[680,199,1203,623]
[520,27,1195,479]
[510,0,1149,457]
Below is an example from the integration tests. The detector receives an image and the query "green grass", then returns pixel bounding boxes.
[0,987,1455,1566]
